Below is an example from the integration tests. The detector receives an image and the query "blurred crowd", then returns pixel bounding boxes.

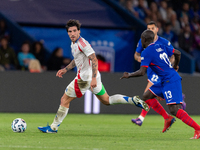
[0,18,112,73]
[0,19,110,73]
[0,19,72,72]
[1,0,200,73]
[119,0,200,72]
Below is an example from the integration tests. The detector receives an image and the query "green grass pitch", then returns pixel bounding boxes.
[1,113,200,150]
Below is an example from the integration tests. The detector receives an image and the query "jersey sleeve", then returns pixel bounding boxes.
[160,37,174,48]
[140,48,151,68]
[165,40,173,48]
[167,41,173,48]
[164,45,174,57]
[78,38,95,57]
[136,39,144,53]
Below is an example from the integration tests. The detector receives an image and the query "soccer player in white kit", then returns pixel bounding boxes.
[38,19,149,133]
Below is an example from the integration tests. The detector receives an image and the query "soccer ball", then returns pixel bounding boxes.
[11,118,27,133]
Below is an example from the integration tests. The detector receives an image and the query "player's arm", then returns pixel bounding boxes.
[134,39,143,63]
[88,53,98,78]
[65,59,76,71]
[88,53,98,89]
[134,52,141,63]
[56,59,75,78]
[173,49,181,71]
[170,55,175,64]
[165,40,176,66]
[120,67,147,79]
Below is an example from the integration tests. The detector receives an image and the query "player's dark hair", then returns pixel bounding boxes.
[65,19,81,32]
[141,30,155,44]
[147,21,157,27]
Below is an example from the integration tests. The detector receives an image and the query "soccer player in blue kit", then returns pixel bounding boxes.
[132,21,186,133]
[121,30,200,139]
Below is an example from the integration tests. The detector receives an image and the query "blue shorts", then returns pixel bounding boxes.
[149,79,183,105]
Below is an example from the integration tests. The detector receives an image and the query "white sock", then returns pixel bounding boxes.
[138,115,144,122]
[51,105,69,130]
[109,94,134,105]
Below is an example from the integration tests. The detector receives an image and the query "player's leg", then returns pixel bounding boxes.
[144,87,176,132]
[147,88,175,132]
[50,94,75,131]
[132,82,169,126]
[95,92,149,111]
[132,82,152,125]
[168,104,200,139]
[132,85,174,131]
[131,98,170,126]
[165,80,200,139]
[91,78,149,111]
[38,93,75,133]
[38,77,81,133]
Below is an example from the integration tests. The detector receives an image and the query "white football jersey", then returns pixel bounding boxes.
[71,36,100,81]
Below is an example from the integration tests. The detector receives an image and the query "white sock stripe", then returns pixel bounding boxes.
[138,116,145,122]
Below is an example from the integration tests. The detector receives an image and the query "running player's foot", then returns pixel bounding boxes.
[181,94,186,110]
[132,96,150,111]
[131,118,143,126]
[38,125,57,133]
[162,115,176,133]
[190,130,200,139]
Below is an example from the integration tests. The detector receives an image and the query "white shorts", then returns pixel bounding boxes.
[65,76,103,98]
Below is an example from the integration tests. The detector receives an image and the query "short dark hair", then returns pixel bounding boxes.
[141,30,155,44]
[65,19,81,32]
[147,21,157,27]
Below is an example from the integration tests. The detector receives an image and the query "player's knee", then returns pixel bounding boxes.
[169,109,177,116]
[143,90,155,101]
[101,101,110,105]
[60,95,70,106]
[142,94,149,101]
[100,97,110,105]
[168,105,179,116]
[96,94,110,105]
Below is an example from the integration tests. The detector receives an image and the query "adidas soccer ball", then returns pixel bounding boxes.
[11,118,27,133]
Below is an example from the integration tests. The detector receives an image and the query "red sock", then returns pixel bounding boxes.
[140,109,149,117]
[176,109,200,130]
[146,98,169,119]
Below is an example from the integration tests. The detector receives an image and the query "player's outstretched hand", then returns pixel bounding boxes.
[90,78,97,92]
[120,72,130,79]
[56,68,67,78]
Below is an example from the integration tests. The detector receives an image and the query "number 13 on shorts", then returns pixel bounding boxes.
[165,90,172,99]
[163,80,183,105]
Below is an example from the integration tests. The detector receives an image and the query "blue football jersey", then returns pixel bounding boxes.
[147,69,161,85]
[141,43,181,83]
[136,36,173,84]
[136,36,173,53]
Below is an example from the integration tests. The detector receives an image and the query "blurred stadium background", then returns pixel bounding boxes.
[0,0,200,114]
